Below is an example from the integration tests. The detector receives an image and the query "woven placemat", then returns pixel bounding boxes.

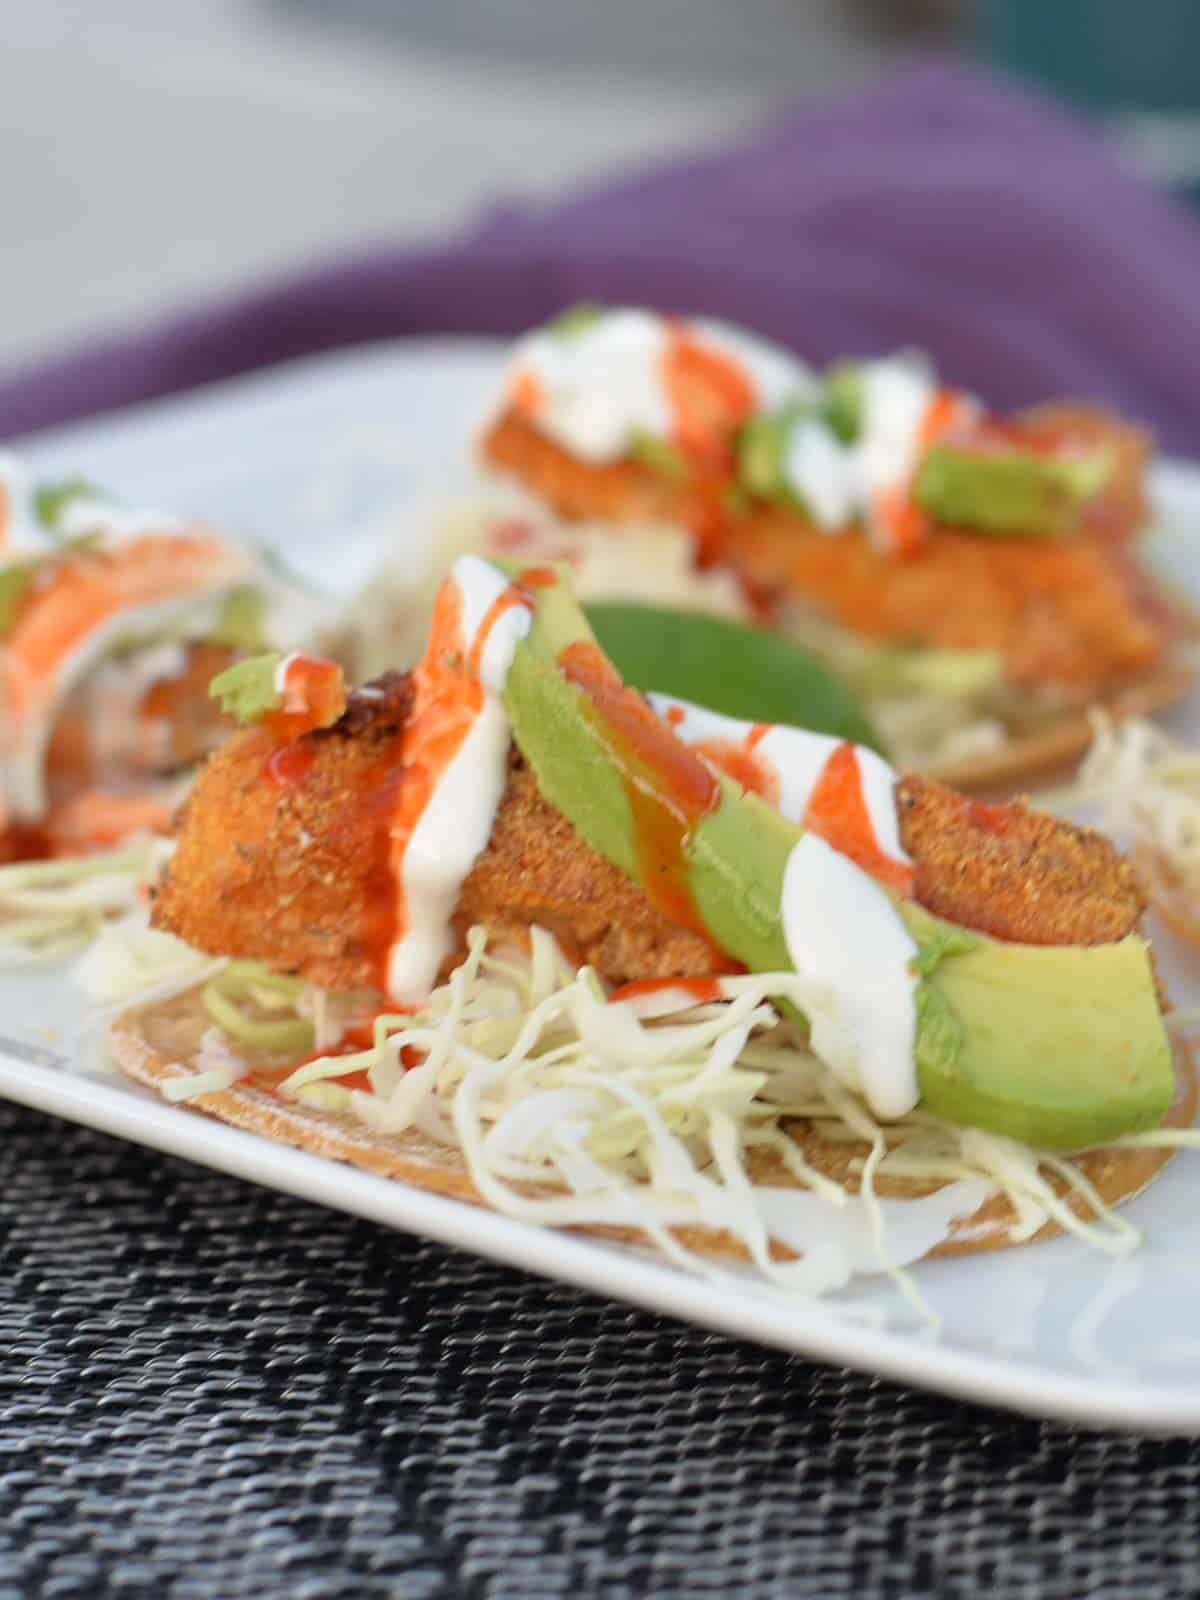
[2,1098,1200,1600]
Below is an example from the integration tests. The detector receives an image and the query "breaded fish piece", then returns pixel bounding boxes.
[152,673,720,992]
[480,412,1169,695]
[152,674,1143,993]
[896,775,1141,947]
[483,411,704,531]
[736,515,1166,694]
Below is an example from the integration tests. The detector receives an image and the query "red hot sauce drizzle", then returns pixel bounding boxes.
[264,654,347,741]
[690,723,778,808]
[514,566,559,589]
[246,1020,418,1099]
[344,573,534,997]
[265,740,317,789]
[556,640,725,947]
[608,975,724,1007]
[802,742,914,898]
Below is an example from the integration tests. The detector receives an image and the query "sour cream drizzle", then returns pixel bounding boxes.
[385,556,532,1003]
[782,836,919,1119]
[782,357,978,556]
[648,691,919,1118]
[504,308,812,465]
[647,694,912,892]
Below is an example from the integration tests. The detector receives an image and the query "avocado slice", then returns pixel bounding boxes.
[903,901,1171,1149]
[736,403,808,503]
[503,566,1174,1148]
[628,428,691,484]
[821,361,864,445]
[734,367,869,509]
[914,441,1111,536]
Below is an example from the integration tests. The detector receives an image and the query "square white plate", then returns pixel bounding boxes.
[7,339,1200,1432]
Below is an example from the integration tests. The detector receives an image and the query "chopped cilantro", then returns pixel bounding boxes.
[209,652,282,725]
[34,478,104,533]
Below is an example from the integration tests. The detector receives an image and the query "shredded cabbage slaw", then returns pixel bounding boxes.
[78,918,1192,1311]
[0,836,174,964]
[1041,713,1200,943]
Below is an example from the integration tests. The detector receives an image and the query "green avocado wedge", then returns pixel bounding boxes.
[736,401,810,505]
[503,566,1174,1149]
[586,603,883,753]
[913,441,1111,536]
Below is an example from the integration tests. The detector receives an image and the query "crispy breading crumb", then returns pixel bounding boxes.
[897,774,1142,947]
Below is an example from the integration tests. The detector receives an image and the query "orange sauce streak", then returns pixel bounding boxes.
[802,743,914,897]
[515,566,558,589]
[0,822,53,864]
[661,324,758,471]
[964,797,1011,836]
[509,368,545,422]
[558,640,722,942]
[265,654,346,741]
[247,1020,417,1097]
[352,574,530,994]
[1,533,236,718]
[245,1061,305,1092]
[871,485,931,560]
[692,738,779,807]
[335,753,412,993]
[608,975,724,1006]
[380,580,482,988]
[665,705,685,726]
[920,389,967,447]
[687,471,739,568]
[266,741,317,788]
[873,388,969,560]
[467,589,530,677]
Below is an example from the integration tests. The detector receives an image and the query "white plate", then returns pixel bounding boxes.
[8,339,1200,1433]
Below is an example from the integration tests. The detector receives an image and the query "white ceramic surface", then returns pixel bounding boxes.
[6,338,1200,1432]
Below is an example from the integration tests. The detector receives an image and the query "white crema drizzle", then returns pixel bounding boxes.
[504,308,812,463]
[782,357,978,537]
[384,556,531,1004]
[646,692,919,1120]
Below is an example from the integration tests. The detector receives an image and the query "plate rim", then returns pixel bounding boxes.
[3,1045,1199,1434]
[8,335,1200,1431]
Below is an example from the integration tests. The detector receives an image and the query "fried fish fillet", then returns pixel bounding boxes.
[480,412,1170,696]
[151,673,1143,994]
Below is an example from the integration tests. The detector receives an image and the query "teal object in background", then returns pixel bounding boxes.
[974,0,1200,203]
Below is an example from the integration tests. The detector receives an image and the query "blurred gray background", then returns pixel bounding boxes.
[4,1,1193,380]
[0,0,935,373]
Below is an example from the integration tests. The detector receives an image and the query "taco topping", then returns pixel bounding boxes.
[503,307,811,468]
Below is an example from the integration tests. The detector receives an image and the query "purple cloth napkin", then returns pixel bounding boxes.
[5,61,1200,454]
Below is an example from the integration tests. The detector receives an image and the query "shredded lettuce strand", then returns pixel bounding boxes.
[0,838,172,964]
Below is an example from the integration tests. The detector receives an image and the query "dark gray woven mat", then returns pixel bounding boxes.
[3,1099,1200,1600]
